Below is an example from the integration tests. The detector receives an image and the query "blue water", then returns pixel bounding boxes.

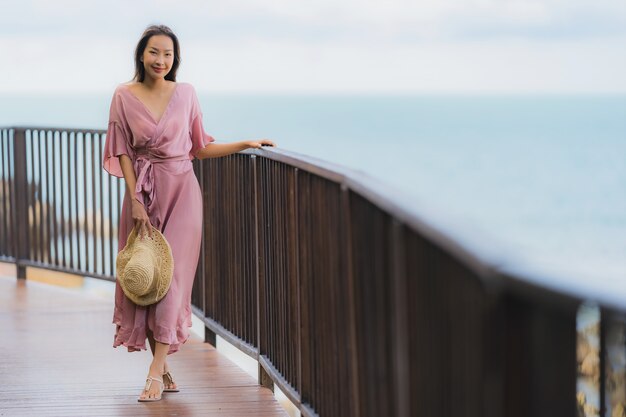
[1,92,625,299]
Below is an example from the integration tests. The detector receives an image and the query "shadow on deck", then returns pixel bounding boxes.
[0,268,288,417]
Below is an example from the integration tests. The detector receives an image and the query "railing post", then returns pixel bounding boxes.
[12,128,29,279]
[390,218,410,416]
[503,293,578,417]
[205,325,216,347]
[259,362,274,392]
[251,154,273,390]
[600,307,607,417]
[599,310,626,417]
[340,184,361,417]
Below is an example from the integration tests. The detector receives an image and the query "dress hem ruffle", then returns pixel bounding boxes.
[112,306,194,356]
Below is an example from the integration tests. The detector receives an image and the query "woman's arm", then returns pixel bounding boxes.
[196,139,276,160]
[119,154,153,238]
[119,154,138,196]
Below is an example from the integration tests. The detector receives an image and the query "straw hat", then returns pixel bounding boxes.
[116,224,174,306]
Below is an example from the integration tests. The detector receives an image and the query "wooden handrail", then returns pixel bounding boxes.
[1,125,622,417]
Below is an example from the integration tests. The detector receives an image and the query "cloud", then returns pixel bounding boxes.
[1,0,625,42]
[1,31,624,94]
[0,0,624,93]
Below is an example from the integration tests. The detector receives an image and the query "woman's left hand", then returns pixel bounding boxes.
[246,139,276,149]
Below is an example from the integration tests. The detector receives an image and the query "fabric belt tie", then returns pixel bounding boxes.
[133,153,191,218]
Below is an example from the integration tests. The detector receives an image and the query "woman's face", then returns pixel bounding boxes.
[141,35,174,81]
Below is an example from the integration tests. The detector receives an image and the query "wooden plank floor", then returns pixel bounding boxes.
[0,275,287,417]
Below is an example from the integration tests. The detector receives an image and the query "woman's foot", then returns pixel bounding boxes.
[138,363,165,401]
[163,362,178,391]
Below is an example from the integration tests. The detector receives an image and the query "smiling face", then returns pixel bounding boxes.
[140,35,175,81]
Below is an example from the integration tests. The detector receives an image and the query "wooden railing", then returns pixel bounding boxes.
[1,125,623,417]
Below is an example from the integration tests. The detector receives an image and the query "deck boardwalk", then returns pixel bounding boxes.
[0,275,287,417]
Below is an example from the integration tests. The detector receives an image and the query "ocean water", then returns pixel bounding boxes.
[1,92,625,304]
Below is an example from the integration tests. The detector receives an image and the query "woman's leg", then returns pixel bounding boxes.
[145,329,177,390]
[139,340,170,400]
[147,329,156,355]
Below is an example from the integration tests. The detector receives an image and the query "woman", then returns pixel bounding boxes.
[102,24,275,402]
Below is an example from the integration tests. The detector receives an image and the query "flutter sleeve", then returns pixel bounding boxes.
[189,85,215,159]
[103,87,133,178]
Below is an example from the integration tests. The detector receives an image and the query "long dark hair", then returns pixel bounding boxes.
[132,24,181,83]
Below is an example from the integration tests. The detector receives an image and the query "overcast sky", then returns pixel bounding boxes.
[1,0,625,93]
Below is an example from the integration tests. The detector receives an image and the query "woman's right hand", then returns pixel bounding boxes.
[131,198,153,239]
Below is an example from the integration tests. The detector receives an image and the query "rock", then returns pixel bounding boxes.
[583,321,600,338]
[578,332,591,364]
[581,349,600,380]
[577,391,587,417]
[576,390,599,417]
[609,370,626,405]
[613,402,626,417]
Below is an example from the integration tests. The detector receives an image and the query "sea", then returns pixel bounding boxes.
[0,91,625,298]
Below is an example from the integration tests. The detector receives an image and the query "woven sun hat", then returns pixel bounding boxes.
[116,223,174,306]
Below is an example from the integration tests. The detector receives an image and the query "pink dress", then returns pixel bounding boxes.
[102,82,214,355]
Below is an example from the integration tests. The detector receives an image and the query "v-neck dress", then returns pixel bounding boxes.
[102,82,215,355]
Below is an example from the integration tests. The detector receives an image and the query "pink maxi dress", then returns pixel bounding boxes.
[102,82,214,355]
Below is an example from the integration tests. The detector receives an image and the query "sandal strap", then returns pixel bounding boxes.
[143,376,164,391]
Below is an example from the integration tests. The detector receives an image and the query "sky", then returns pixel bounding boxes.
[1,0,625,94]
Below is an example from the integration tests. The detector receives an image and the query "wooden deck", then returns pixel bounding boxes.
[0,274,288,417]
